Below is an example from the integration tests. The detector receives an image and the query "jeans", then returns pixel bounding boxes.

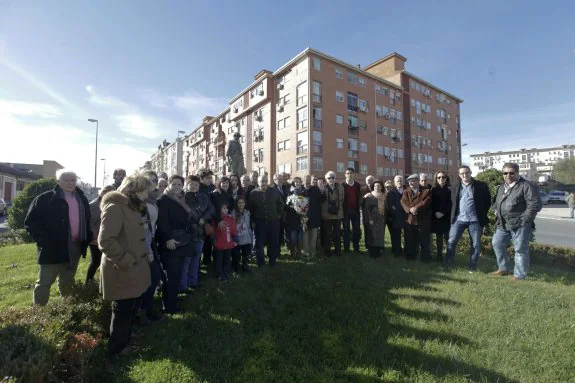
[179,240,204,289]
[343,209,361,252]
[214,248,232,279]
[492,224,533,279]
[141,258,163,311]
[302,227,318,256]
[444,221,483,269]
[108,296,141,354]
[160,252,185,313]
[387,223,403,257]
[86,244,102,282]
[404,224,431,261]
[323,219,341,256]
[232,244,252,271]
[289,228,304,255]
[33,241,82,305]
[254,219,280,266]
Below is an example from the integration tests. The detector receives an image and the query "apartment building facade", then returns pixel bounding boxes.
[150,48,463,182]
[470,145,575,181]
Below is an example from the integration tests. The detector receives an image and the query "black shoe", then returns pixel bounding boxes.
[162,307,184,315]
[146,309,164,322]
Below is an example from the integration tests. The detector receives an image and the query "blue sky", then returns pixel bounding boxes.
[1,0,574,184]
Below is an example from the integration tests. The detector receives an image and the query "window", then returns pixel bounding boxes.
[312,81,321,100]
[335,68,343,79]
[383,127,389,135]
[277,117,290,130]
[297,107,308,130]
[336,91,344,102]
[384,168,390,177]
[312,57,321,70]
[375,84,387,96]
[337,162,345,173]
[359,120,367,130]
[336,138,344,149]
[359,99,368,112]
[348,160,356,170]
[278,163,292,174]
[312,107,322,129]
[347,92,359,112]
[397,111,402,120]
[360,142,368,152]
[398,149,404,158]
[277,139,291,152]
[391,169,397,176]
[376,145,384,155]
[376,104,383,116]
[336,114,344,124]
[376,125,384,134]
[348,138,359,151]
[313,157,323,171]
[348,115,358,128]
[296,157,308,171]
[284,116,291,128]
[360,164,368,175]
[297,81,308,106]
[313,131,322,153]
[358,77,366,87]
[250,82,264,98]
[297,131,308,155]
[347,72,359,85]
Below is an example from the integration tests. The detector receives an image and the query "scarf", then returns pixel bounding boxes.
[166,189,191,215]
[371,191,387,215]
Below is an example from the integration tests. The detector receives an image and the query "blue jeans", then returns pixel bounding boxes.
[444,221,483,270]
[492,224,532,279]
[179,240,204,290]
[343,209,361,252]
[255,219,280,266]
[289,228,304,252]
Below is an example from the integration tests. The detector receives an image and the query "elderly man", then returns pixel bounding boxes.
[419,173,431,190]
[342,168,362,254]
[401,173,432,263]
[319,171,345,257]
[110,168,127,189]
[491,163,542,280]
[25,169,92,305]
[248,174,285,267]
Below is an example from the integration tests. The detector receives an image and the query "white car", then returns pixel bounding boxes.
[0,198,6,216]
[539,191,549,205]
[548,191,568,204]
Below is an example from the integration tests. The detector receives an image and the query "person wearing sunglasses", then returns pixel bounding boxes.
[443,165,491,272]
[491,163,542,280]
[430,171,452,263]
[319,171,344,257]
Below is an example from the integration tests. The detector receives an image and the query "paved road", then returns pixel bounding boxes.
[534,205,575,248]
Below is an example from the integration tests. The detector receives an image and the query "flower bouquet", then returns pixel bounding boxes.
[287,194,310,231]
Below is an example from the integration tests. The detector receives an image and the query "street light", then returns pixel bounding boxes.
[88,119,99,188]
[100,158,106,187]
[177,130,186,140]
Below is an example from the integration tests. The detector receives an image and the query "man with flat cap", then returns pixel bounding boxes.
[401,173,433,264]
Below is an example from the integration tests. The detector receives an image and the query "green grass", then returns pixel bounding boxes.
[1,242,574,382]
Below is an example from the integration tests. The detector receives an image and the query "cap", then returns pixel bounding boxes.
[406,174,419,181]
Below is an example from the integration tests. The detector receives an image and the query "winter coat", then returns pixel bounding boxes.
[156,194,193,257]
[305,186,323,229]
[400,187,432,227]
[385,188,405,229]
[285,187,306,231]
[321,183,345,220]
[211,189,235,223]
[24,185,91,264]
[235,210,253,246]
[248,187,285,222]
[450,179,491,227]
[431,185,452,234]
[185,191,215,242]
[98,192,151,301]
[363,193,387,248]
[492,177,542,230]
[213,215,237,250]
[199,183,216,196]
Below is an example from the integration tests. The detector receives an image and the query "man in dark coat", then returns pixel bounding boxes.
[401,173,432,263]
[442,166,491,272]
[385,180,404,258]
[25,170,91,305]
[304,175,322,257]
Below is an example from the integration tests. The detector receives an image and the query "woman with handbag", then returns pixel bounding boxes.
[156,175,193,314]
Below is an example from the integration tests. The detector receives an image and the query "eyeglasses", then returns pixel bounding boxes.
[437,176,447,179]
[327,177,335,180]
[503,172,516,175]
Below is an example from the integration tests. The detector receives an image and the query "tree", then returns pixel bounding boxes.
[7,178,57,230]
[552,158,575,185]
[475,169,502,235]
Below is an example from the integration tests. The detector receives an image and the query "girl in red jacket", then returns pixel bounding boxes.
[213,203,237,282]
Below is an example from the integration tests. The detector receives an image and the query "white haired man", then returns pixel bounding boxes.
[319,171,345,257]
[25,169,92,305]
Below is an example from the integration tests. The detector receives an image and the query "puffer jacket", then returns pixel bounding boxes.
[185,191,215,242]
[492,177,542,230]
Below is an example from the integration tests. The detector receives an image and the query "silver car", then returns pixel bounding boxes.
[548,191,568,204]
[539,191,549,205]
[0,198,6,216]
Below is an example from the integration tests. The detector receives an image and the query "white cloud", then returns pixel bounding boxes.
[85,85,130,108]
[114,114,165,139]
[140,89,169,109]
[0,99,61,118]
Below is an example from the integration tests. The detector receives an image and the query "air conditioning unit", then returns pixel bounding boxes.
[277,105,284,112]
[258,90,264,96]
[376,111,383,117]
[384,114,390,119]
[277,83,284,90]
[233,107,238,113]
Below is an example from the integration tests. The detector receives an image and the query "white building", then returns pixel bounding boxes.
[470,145,575,180]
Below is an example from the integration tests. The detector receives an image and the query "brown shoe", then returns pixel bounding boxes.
[491,270,511,276]
[511,276,523,281]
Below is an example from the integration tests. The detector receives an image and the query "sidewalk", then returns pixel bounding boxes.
[537,205,575,221]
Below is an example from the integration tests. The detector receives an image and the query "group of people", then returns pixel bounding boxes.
[24,162,542,356]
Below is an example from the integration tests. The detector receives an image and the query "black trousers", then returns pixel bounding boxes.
[202,235,213,265]
[86,244,102,282]
[386,223,403,258]
[435,231,449,261]
[322,219,341,256]
[108,296,141,354]
[232,244,252,271]
[404,224,431,261]
[160,253,185,313]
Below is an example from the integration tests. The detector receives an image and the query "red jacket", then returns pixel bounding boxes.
[213,215,237,250]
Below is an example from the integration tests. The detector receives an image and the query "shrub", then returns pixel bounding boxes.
[475,169,502,235]
[7,178,57,230]
[0,229,34,247]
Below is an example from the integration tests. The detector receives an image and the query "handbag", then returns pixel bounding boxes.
[327,186,340,215]
[172,229,192,249]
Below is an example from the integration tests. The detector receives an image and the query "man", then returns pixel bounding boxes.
[385,180,404,258]
[319,171,345,257]
[567,191,575,218]
[394,175,404,194]
[25,169,92,305]
[419,173,431,190]
[342,168,362,254]
[250,171,259,189]
[248,174,284,267]
[491,163,542,280]
[443,166,491,272]
[273,172,289,246]
[157,178,168,195]
[240,174,254,205]
[199,169,216,265]
[110,168,126,189]
[401,173,432,263]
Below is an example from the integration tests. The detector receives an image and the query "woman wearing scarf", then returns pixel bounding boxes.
[156,175,193,314]
[430,171,452,262]
[363,181,387,258]
[285,177,306,259]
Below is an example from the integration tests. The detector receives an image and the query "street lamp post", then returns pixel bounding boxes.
[88,119,99,188]
[100,158,106,187]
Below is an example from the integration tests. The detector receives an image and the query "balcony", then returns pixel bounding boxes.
[348,127,359,137]
[347,104,359,113]
[313,119,322,129]
[312,94,322,103]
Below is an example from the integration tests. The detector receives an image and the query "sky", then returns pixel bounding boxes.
[1,0,574,185]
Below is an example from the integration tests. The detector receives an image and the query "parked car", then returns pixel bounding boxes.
[539,191,549,205]
[548,191,569,204]
[0,198,6,216]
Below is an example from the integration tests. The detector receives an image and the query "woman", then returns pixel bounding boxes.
[285,177,306,259]
[385,180,404,258]
[303,175,322,257]
[211,176,235,219]
[156,175,193,314]
[86,185,115,283]
[431,171,452,262]
[181,175,214,290]
[98,174,153,356]
[363,181,387,258]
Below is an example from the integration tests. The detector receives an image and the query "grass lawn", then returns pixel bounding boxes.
[1,240,574,382]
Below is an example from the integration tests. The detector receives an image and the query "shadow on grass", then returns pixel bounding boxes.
[84,254,520,383]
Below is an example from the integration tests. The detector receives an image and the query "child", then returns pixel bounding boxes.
[213,203,237,282]
[233,197,252,273]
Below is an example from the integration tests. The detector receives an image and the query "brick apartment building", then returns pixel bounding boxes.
[152,48,463,182]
